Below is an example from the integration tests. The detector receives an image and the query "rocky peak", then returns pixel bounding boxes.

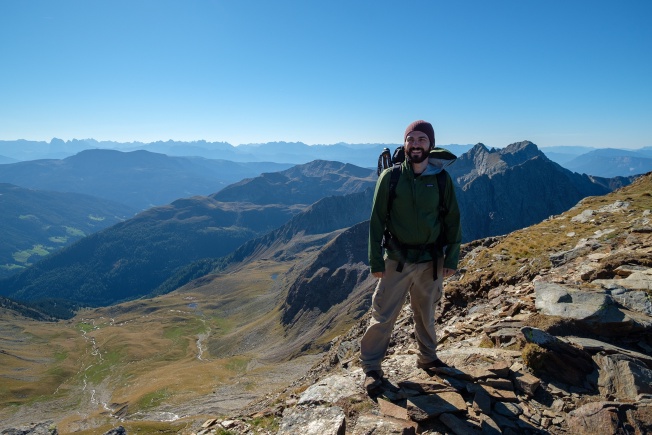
[453,140,550,185]
[468,142,490,155]
[501,140,549,166]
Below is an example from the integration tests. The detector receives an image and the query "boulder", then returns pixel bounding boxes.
[567,401,652,435]
[534,282,652,335]
[594,353,652,400]
[521,327,595,387]
[277,406,345,435]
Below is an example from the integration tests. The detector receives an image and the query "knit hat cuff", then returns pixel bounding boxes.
[404,120,435,147]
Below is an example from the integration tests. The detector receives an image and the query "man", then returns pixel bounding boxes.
[361,120,462,393]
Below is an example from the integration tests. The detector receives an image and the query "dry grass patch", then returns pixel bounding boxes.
[248,415,280,432]
[0,319,86,407]
[69,420,187,435]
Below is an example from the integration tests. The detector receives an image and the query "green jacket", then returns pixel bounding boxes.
[368,147,462,273]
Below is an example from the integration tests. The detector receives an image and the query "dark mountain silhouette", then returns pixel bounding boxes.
[448,141,634,241]
[0,149,293,210]
[0,183,135,279]
[0,197,297,310]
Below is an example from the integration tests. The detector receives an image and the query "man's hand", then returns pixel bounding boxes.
[443,268,456,278]
[372,271,384,279]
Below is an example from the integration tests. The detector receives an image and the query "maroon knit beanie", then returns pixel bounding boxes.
[404,120,435,148]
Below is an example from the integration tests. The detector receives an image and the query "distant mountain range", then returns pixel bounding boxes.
[562,147,652,177]
[0,149,293,210]
[2,138,650,177]
[0,138,390,165]
[0,155,17,164]
[0,142,637,317]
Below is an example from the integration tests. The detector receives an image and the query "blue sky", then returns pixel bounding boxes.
[1,1,650,149]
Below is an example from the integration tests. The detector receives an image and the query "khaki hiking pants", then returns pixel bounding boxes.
[360,257,444,374]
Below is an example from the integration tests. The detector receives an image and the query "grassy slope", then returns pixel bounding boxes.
[0,184,135,278]
[0,254,322,433]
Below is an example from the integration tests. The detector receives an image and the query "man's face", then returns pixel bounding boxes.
[405,131,430,163]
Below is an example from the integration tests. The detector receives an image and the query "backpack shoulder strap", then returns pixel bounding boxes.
[436,169,448,215]
[435,169,449,254]
[387,163,402,213]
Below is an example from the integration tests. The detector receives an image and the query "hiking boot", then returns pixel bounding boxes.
[363,370,383,393]
[417,358,448,371]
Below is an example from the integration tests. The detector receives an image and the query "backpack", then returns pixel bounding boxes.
[377,146,404,175]
[377,147,392,176]
[378,146,450,280]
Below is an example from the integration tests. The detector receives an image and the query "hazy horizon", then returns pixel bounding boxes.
[1,137,649,151]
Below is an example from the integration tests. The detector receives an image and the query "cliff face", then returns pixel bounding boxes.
[449,141,626,242]
[281,221,372,328]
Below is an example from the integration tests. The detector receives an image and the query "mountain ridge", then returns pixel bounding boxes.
[564,148,652,177]
[0,144,636,315]
[3,137,650,177]
[0,149,294,210]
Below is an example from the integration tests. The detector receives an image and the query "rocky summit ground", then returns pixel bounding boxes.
[5,173,652,435]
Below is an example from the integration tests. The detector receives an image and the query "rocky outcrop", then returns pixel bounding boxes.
[282,221,371,327]
[0,420,57,435]
[448,141,633,242]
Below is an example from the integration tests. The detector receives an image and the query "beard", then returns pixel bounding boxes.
[407,148,429,164]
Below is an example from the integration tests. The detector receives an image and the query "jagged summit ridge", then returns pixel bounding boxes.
[453,140,550,184]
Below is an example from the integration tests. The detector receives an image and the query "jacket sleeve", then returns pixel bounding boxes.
[442,172,462,270]
[368,171,390,273]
